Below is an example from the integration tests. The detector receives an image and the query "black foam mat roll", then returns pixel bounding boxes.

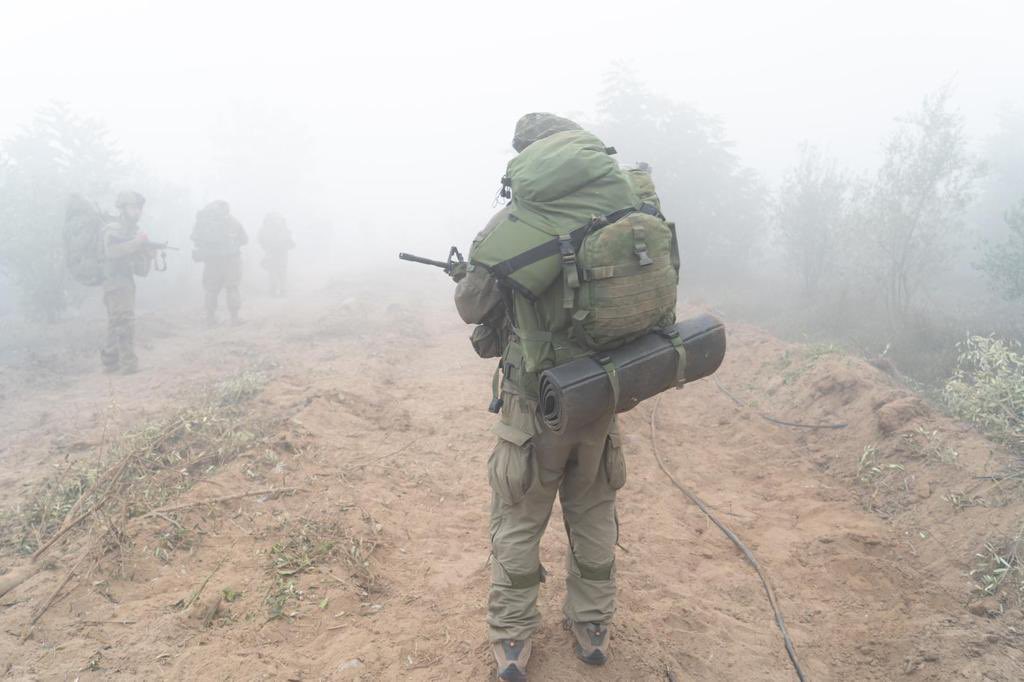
[538,314,726,433]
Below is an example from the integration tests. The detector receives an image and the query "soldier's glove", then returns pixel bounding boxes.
[449,261,468,283]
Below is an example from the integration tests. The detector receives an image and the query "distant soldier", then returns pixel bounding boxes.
[191,200,247,326]
[101,191,152,374]
[258,212,295,296]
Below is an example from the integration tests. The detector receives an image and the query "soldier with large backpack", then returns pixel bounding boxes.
[99,190,152,374]
[191,200,248,326]
[454,113,680,680]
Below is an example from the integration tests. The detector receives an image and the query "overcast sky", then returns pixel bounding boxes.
[2,0,1021,254]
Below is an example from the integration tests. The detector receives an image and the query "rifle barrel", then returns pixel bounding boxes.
[399,252,448,269]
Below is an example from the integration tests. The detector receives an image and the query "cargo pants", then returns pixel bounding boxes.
[202,255,242,319]
[487,391,625,642]
[101,280,137,371]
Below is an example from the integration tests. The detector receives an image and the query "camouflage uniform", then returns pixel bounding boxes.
[101,191,151,373]
[456,114,625,676]
[258,212,295,296]
[191,200,248,324]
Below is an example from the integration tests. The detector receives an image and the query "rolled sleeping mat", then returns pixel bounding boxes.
[538,313,726,433]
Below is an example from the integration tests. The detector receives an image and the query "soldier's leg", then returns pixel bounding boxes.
[202,263,222,323]
[101,290,120,370]
[108,284,137,373]
[560,417,622,626]
[224,257,242,321]
[488,394,568,643]
[488,467,558,642]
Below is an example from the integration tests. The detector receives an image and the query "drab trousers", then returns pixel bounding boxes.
[203,256,242,316]
[102,280,136,369]
[487,392,625,642]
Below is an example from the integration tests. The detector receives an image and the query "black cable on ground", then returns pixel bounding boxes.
[649,394,808,682]
[713,376,848,430]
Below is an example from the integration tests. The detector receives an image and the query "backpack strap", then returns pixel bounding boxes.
[489,362,504,413]
[655,327,688,387]
[596,354,621,409]
[581,255,672,281]
[558,235,579,309]
[484,204,658,280]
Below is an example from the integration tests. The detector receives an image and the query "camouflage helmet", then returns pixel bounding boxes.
[512,113,582,153]
[115,190,145,209]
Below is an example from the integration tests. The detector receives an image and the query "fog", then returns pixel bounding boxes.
[3,5,1024,677]
[2,0,1023,383]
[4,1,1021,248]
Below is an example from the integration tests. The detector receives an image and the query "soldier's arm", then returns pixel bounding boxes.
[104,227,147,259]
[454,265,503,324]
[454,207,510,324]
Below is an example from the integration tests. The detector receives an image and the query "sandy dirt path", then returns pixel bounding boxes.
[1,275,1021,680]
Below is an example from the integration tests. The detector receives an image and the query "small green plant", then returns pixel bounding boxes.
[265,520,342,619]
[903,426,959,465]
[970,526,1024,605]
[805,342,841,361]
[216,370,267,405]
[944,335,1024,457]
[858,444,904,483]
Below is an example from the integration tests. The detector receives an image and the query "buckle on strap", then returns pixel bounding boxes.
[633,225,654,266]
[558,234,576,265]
[597,355,621,409]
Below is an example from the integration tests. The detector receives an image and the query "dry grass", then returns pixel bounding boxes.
[971,524,1024,607]
[264,513,383,620]
[0,369,269,567]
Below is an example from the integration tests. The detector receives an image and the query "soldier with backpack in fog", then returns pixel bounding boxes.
[454,113,679,680]
[97,191,151,373]
[258,212,295,296]
[191,200,248,326]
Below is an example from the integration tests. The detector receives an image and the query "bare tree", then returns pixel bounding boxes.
[854,87,983,325]
[774,143,848,297]
[597,65,765,279]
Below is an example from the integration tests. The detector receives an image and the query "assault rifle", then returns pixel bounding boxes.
[142,241,179,272]
[398,246,464,276]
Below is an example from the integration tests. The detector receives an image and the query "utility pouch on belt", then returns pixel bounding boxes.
[470,324,502,359]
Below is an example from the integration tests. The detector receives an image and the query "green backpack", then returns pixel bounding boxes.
[472,131,678,354]
[63,194,108,286]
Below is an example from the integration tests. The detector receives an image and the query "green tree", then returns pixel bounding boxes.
[0,102,124,320]
[854,87,983,324]
[774,143,849,296]
[596,65,765,278]
[978,196,1024,301]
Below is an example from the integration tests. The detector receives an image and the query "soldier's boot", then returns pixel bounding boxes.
[493,638,531,682]
[565,619,610,666]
